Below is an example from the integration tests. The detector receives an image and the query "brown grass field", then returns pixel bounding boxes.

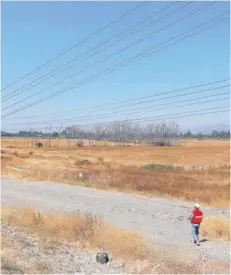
[1,138,230,208]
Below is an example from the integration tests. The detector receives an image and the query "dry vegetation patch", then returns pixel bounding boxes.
[1,208,229,274]
[1,139,230,208]
[201,216,230,241]
[0,208,204,274]
[1,207,149,261]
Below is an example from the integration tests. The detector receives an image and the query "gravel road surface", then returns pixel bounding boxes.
[1,175,230,269]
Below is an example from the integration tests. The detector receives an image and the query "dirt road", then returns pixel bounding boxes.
[1,175,230,268]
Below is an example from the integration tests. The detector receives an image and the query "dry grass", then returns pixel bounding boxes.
[9,163,229,208]
[1,207,149,261]
[1,235,51,274]
[201,216,230,241]
[1,137,135,149]
[88,166,230,208]
[1,139,230,208]
[1,208,229,274]
[1,138,230,167]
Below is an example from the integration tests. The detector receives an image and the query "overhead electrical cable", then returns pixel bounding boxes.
[3,78,229,120]
[2,1,199,107]
[2,10,228,118]
[4,106,230,132]
[6,85,229,126]
[1,1,147,92]
[1,1,179,101]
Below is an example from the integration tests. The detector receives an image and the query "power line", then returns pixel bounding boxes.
[2,1,180,101]
[4,106,229,132]
[1,1,198,107]
[3,78,229,120]
[2,1,214,109]
[64,106,230,129]
[1,1,147,92]
[3,11,229,118]
[7,96,230,126]
[6,85,229,126]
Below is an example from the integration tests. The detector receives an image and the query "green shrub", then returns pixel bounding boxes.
[143,163,172,170]
[2,258,22,273]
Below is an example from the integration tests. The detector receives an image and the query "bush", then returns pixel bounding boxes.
[35,142,43,148]
[76,141,84,147]
[74,159,90,165]
[98,157,104,162]
[2,258,22,273]
[143,163,172,171]
[152,141,172,147]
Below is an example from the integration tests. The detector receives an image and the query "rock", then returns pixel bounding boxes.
[96,252,109,264]
[177,216,185,222]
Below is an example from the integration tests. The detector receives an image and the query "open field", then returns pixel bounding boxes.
[1,137,140,149]
[1,138,230,208]
[1,137,229,167]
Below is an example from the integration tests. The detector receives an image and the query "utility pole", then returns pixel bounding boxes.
[49,124,52,148]
[44,126,47,148]
[28,125,32,148]
[58,123,63,148]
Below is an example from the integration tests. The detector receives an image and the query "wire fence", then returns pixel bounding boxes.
[1,136,183,149]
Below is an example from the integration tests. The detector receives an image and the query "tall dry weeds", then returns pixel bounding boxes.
[2,146,230,208]
[11,163,229,208]
[88,166,230,208]
[201,216,230,241]
[2,208,149,261]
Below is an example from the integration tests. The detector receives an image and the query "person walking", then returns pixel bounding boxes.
[189,203,203,246]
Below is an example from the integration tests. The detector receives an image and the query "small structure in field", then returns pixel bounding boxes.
[78,171,89,181]
[35,142,43,148]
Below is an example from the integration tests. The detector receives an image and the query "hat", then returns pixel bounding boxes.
[194,203,200,208]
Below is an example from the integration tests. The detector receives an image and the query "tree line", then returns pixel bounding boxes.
[1,120,230,142]
[180,129,230,139]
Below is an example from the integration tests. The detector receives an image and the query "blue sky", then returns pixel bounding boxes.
[1,1,230,132]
